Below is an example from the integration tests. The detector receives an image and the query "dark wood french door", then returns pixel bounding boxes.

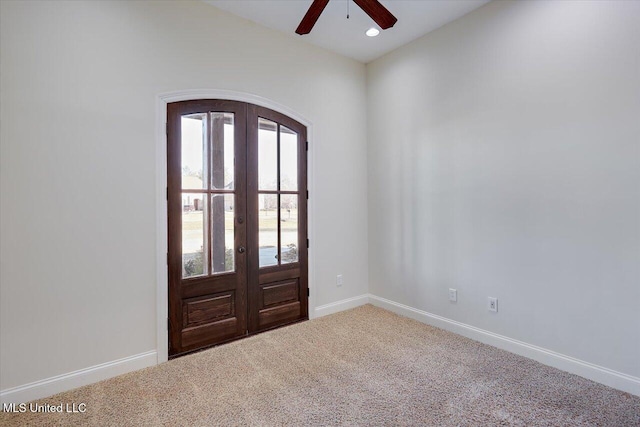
[167,100,308,357]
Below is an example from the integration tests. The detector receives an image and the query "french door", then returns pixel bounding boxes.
[167,100,308,357]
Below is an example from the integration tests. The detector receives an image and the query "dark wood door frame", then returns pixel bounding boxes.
[167,99,308,357]
[167,100,248,356]
[247,105,309,333]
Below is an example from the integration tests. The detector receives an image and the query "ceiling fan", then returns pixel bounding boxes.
[296,0,397,35]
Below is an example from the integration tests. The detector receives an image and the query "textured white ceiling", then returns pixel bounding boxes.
[204,0,491,63]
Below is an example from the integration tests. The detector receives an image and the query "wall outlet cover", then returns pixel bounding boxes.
[449,288,457,302]
[488,297,498,312]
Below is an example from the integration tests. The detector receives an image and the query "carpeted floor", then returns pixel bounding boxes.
[2,305,639,426]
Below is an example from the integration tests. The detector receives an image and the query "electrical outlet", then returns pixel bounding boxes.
[449,288,457,302]
[488,297,498,312]
[336,274,343,287]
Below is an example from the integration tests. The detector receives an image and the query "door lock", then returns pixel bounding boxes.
[238,246,246,254]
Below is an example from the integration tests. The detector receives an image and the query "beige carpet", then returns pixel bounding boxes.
[2,305,639,426]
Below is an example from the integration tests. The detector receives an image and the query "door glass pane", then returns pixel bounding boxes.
[259,194,278,267]
[280,126,298,191]
[280,195,298,264]
[181,114,207,190]
[258,118,277,191]
[210,112,235,190]
[211,194,235,273]
[182,193,208,278]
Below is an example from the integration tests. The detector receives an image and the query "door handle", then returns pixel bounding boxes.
[238,246,246,254]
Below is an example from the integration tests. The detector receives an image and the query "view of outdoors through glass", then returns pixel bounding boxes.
[258,118,299,268]
[180,112,300,277]
[258,193,278,267]
[181,113,235,278]
[280,195,299,264]
[280,126,298,191]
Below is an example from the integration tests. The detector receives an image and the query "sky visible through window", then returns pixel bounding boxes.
[180,116,297,188]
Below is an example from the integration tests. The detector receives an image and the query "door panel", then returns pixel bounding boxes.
[181,317,238,349]
[168,100,247,356]
[182,292,235,327]
[247,105,308,334]
[262,280,299,308]
[168,100,307,357]
[258,301,301,329]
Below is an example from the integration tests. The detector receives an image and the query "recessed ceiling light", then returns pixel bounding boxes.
[366,28,380,37]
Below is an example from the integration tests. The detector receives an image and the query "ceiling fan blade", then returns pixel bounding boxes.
[296,0,330,35]
[353,0,397,30]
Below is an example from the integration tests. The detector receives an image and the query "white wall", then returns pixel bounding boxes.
[3,0,638,400]
[367,0,640,380]
[0,0,368,392]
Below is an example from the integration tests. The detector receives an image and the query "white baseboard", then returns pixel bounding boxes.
[0,350,157,404]
[369,294,640,397]
[4,296,637,404]
[314,294,370,318]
